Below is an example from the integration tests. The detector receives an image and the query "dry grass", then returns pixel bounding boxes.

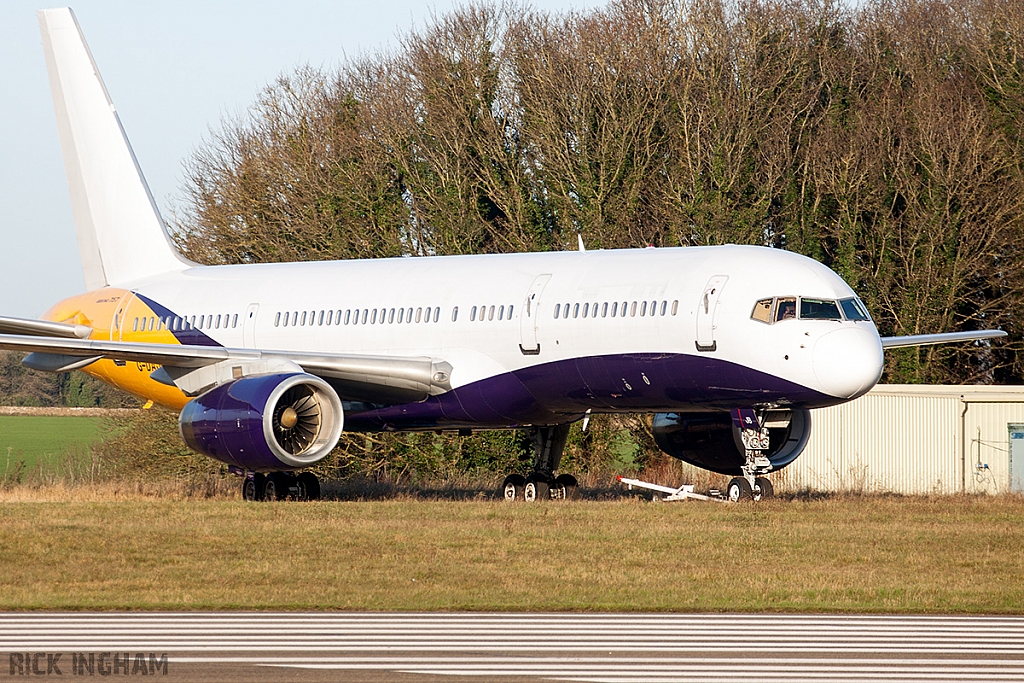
[0,493,1022,612]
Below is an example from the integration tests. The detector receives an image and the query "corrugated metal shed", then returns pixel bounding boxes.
[777,385,1024,494]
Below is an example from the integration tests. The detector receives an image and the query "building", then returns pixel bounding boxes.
[777,385,1024,495]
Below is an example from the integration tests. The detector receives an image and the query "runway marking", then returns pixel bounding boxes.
[2,614,1022,681]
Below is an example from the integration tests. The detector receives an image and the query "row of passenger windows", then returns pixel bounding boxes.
[751,296,871,324]
[466,305,514,322]
[275,307,442,328]
[133,313,237,332]
[553,300,679,319]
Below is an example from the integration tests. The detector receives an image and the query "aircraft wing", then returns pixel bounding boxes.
[880,329,1008,349]
[0,333,452,404]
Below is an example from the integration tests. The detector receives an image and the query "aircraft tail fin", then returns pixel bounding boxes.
[38,8,190,290]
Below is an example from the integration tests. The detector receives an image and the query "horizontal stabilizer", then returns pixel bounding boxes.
[880,329,1007,349]
[0,315,91,339]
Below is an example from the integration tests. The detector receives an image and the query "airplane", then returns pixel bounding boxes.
[0,8,1007,503]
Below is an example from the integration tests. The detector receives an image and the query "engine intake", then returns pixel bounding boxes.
[179,372,344,471]
[652,409,811,476]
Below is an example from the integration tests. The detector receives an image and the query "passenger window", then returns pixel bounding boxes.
[489,306,495,321]
[318,311,324,326]
[553,304,560,319]
[602,302,608,318]
[611,302,618,317]
[660,301,667,316]
[215,314,221,329]
[326,310,333,326]
[775,298,797,322]
[800,298,841,320]
[190,316,196,329]
[344,310,351,325]
[630,301,637,317]
[380,308,387,324]
[433,307,440,322]
[370,309,377,325]
[132,317,139,332]
[583,303,590,318]
[507,305,512,319]
[640,301,647,317]
[573,303,580,319]
[671,300,679,316]
[839,297,871,321]
[389,308,395,324]
[471,306,477,322]
[751,299,772,324]
[499,305,505,321]
[275,312,281,327]
[232,314,239,327]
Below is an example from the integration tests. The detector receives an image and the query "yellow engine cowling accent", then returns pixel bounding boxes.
[41,288,191,410]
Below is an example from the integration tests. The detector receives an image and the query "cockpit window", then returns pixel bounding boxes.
[775,298,797,322]
[751,299,773,323]
[800,298,842,320]
[839,297,871,321]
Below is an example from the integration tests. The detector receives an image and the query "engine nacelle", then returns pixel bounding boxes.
[652,409,811,476]
[179,372,344,471]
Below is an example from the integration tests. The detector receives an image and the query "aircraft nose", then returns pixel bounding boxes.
[812,327,883,399]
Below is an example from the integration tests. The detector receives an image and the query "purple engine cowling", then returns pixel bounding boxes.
[179,372,344,471]
[652,409,811,476]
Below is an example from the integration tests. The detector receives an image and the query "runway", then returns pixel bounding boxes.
[2,613,1023,681]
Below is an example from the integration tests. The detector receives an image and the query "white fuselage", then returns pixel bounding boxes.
[122,244,884,429]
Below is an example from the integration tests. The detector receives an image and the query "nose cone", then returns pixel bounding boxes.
[813,327,883,399]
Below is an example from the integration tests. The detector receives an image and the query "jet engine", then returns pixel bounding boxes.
[179,372,344,471]
[651,409,811,475]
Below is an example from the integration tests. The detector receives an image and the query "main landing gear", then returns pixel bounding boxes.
[726,409,776,502]
[501,424,578,502]
[242,471,321,502]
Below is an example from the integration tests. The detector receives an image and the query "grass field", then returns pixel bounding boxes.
[0,416,106,476]
[0,494,1022,612]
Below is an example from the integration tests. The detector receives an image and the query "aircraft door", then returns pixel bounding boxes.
[113,292,136,341]
[242,304,259,348]
[519,274,551,355]
[696,275,728,352]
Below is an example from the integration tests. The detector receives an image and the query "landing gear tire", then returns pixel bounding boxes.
[524,475,550,502]
[754,477,774,501]
[727,477,753,502]
[297,472,321,501]
[242,476,258,502]
[262,473,287,502]
[552,473,578,500]
[502,474,526,501]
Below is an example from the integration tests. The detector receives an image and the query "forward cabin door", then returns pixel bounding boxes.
[242,304,259,348]
[519,274,551,355]
[696,275,728,352]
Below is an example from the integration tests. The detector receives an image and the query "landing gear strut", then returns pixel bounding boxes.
[501,424,578,502]
[727,409,776,501]
[241,471,321,501]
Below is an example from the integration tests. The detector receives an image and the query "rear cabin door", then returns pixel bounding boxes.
[696,275,728,352]
[519,274,551,355]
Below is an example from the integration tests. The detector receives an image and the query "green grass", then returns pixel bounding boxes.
[0,496,1022,612]
[0,416,106,475]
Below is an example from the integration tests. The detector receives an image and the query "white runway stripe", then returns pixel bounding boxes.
[2,614,1022,681]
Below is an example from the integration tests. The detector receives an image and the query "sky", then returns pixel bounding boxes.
[0,0,605,319]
